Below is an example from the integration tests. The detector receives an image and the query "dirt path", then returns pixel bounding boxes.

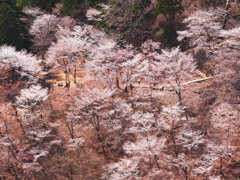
[131,76,213,91]
[46,68,213,91]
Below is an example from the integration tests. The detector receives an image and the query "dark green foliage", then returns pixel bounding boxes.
[96,19,107,28]
[157,25,179,47]
[84,0,106,8]
[155,0,184,46]
[106,0,152,30]
[0,0,31,50]
[32,0,59,12]
[201,0,225,8]
[102,0,153,46]
[156,0,184,28]
[17,0,60,12]
[60,0,106,17]
[60,0,83,16]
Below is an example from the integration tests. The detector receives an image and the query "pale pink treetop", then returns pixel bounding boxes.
[158,103,186,131]
[24,7,44,17]
[30,14,58,37]
[177,9,226,55]
[15,84,48,110]
[0,45,41,77]
[102,157,140,180]
[141,39,161,55]
[30,14,75,54]
[157,47,196,85]
[128,111,156,133]
[124,136,166,157]
[86,8,103,21]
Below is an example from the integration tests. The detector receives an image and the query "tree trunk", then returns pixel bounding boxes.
[174,88,182,103]
[65,71,68,84]
[223,0,230,29]
[220,157,224,177]
[183,149,189,180]
[74,66,77,84]
[153,154,160,169]
[185,168,188,180]
[66,120,75,139]
[116,76,120,89]
[171,122,178,158]
[95,131,108,163]
[169,13,176,30]
[116,69,120,89]
[65,68,71,90]
[16,119,26,135]
[91,115,108,163]
[11,68,15,84]
[68,69,70,85]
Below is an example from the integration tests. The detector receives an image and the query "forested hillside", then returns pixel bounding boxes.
[0,0,240,179]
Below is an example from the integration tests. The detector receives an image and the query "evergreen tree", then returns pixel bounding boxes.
[60,0,83,16]
[0,0,31,50]
[19,0,60,12]
[84,0,106,7]
[155,0,184,46]
[156,0,184,28]
[0,3,21,47]
[60,0,106,17]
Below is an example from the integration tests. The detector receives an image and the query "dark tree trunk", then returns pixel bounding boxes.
[223,0,230,29]
[74,66,77,84]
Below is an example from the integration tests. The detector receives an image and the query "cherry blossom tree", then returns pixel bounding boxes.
[30,14,58,55]
[86,4,111,23]
[23,7,44,17]
[157,47,196,102]
[66,86,115,162]
[121,54,160,87]
[173,119,204,179]
[30,14,75,56]
[47,23,135,89]
[0,66,23,102]
[47,24,116,87]
[191,154,218,179]
[15,84,48,112]
[0,45,42,81]
[119,53,141,88]
[0,120,22,179]
[85,39,134,89]
[119,40,161,88]
[103,100,133,155]
[102,157,140,180]
[17,115,62,176]
[158,103,186,158]
[72,25,135,89]
[176,123,204,151]
[102,101,186,179]
[215,27,240,77]
[0,103,61,178]
[86,8,103,21]
[177,8,226,56]
[207,103,239,178]
[158,103,205,179]
[47,35,88,86]
[0,104,61,178]
[141,39,161,56]
[102,137,168,180]
[124,136,167,170]
[128,111,156,134]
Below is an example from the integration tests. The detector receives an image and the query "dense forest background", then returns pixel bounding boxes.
[0,0,240,179]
